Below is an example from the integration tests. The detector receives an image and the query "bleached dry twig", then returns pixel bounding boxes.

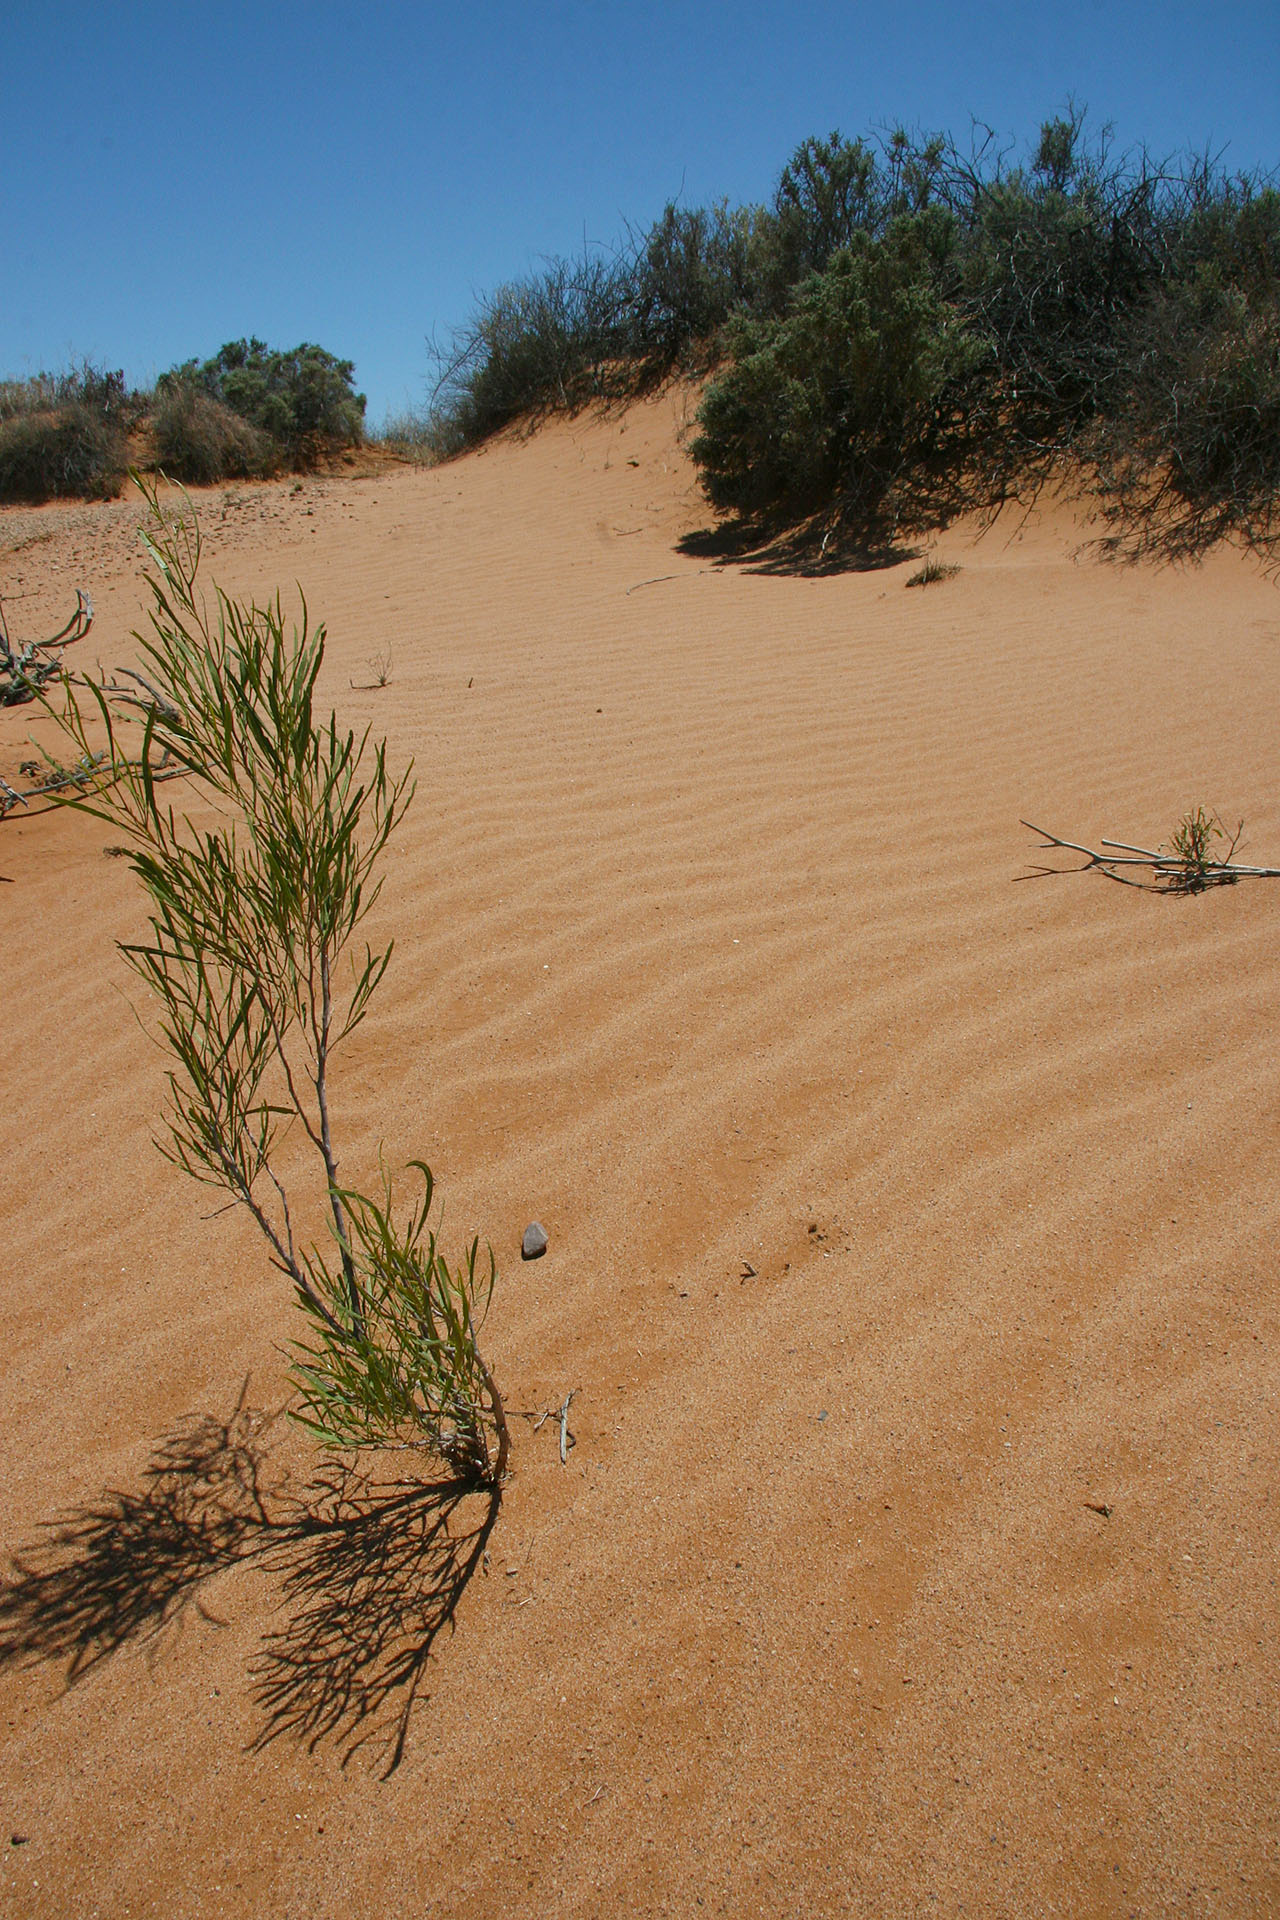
[1,745,183,821]
[0,591,93,706]
[558,1388,577,1465]
[1021,819,1280,890]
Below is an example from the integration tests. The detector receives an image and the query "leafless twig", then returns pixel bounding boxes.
[1022,818,1280,891]
[533,1389,578,1462]
[0,591,93,706]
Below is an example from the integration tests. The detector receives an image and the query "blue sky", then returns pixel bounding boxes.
[4,1,1277,424]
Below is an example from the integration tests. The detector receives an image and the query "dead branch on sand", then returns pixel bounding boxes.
[1022,815,1280,892]
[1,591,93,706]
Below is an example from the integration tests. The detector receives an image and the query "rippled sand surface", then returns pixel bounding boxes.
[2,396,1277,1918]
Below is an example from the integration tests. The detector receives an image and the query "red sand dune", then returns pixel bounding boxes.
[1,393,1277,1918]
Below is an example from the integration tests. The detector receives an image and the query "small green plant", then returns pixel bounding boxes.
[905,557,960,586]
[1163,806,1242,891]
[46,480,507,1479]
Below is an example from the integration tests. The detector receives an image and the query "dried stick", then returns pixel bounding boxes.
[558,1388,577,1465]
[533,1388,578,1463]
[1022,819,1280,890]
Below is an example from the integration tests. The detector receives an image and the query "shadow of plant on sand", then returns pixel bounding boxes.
[0,1386,501,1776]
[676,515,919,577]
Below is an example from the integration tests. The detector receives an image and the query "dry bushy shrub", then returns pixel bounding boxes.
[152,384,280,484]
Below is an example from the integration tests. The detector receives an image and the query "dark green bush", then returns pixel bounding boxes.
[0,405,127,503]
[423,112,1280,562]
[151,383,280,484]
[691,212,984,528]
[0,361,135,502]
[160,339,365,464]
[749,129,948,313]
[626,200,761,373]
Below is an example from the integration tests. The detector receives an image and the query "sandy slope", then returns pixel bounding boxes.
[1,394,1277,1919]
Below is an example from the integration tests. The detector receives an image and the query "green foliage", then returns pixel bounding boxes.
[0,407,127,503]
[1095,272,1280,560]
[160,338,366,466]
[291,1162,500,1471]
[46,481,507,1478]
[430,251,633,444]
[1163,807,1242,891]
[691,213,983,526]
[627,200,761,373]
[426,113,1280,564]
[750,129,943,306]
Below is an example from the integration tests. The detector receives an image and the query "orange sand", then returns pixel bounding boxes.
[1,394,1277,1918]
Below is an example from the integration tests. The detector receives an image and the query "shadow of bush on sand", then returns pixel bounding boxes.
[0,1385,501,1776]
[676,515,920,577]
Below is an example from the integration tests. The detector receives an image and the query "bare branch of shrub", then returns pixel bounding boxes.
[0,591,92,706]
[1022,813,1279,890]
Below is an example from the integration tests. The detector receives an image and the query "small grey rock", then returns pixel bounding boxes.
[521,1221,548,1261]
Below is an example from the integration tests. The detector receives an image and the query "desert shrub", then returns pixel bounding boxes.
[0,405,127,502]
[748,128,948,314]
[372,409,452,466]
[423,112,1280,562]
[0,362,136,427]
[625,200,762,373]
[905,557,960,586]
[954,117,1169,498]
[151,382,280,484]
[691,211,984,529]
[1094,275,1280,559]
[46,484,508,1477]
[0,359,135,502]
[429,250,634,445]
[161,339,366,465]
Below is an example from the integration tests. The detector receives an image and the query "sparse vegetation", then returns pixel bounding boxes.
[0,364,133,503]
[0,343,366,501]
[422,112,1280,567]
[351,646,393,690]
[1163,807,1243,891]
[372,410,452,466]
[42,484,508,1479]
[1024,811,1274,890]
[7,116,1279,558]
[905,557,960,586]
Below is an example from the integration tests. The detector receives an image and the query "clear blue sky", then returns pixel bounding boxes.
[4,1,1277,424]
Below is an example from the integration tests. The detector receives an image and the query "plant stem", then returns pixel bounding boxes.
[476,1350,510,1485]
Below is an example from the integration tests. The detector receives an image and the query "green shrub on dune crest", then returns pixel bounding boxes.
[46,481,508,1480]
[159,338,366,467]
[428,113,1280,564]
[691,212,985,530]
